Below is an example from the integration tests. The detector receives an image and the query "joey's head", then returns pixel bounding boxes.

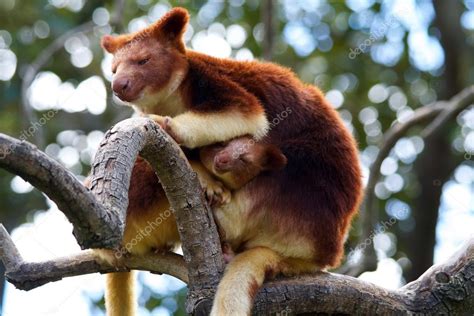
[101,8,189,112]
[200,137,287,189]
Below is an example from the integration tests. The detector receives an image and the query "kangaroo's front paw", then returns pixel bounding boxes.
[149,115,183,144]
[200,177,231,206]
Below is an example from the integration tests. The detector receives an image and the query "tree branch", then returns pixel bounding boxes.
[1,115,473,314]
[1,219,472,314]
[0,224,23,272]
[0,133,122,249]
[1,117,224,312]
[421,85,474,138]
[253,237,473,315]
[0,225,187,290]
[261,0,275,61]
[87,117,225,313]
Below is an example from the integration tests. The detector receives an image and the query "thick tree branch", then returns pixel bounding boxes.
[0,134,121,249]
[400,236,474,314]
[1,222,472,314]
[254,237,474,315]
[1,116,473,314]
[87,117,225,313]
[0,117,224,312]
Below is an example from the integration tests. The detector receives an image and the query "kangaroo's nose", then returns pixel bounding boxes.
[112,77,130,96]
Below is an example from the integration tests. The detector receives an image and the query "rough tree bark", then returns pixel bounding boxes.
[87,118,225,313]
[1,220,473,314]
[0,115,473,314]
[253,237,474,315]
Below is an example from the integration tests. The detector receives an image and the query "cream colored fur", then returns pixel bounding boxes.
[163,110,269,148]
[105,271,137,316]
[210,247,281,316]
[210,191,320,315]
[133,70,187,117]
[213,191,315,261]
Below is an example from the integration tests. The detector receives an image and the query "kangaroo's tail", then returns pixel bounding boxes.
[105,271,136,316]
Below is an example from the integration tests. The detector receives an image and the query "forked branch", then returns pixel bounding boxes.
[0,116,473,315]
[0,224,472,314]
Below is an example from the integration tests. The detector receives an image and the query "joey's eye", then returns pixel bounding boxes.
[239,154,250,163]
[137,58,150,65]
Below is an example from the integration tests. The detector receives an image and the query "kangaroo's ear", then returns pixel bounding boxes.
[101,34,131,54]
[101,35,119,53]
[151,7,189,51]
[262,146,287,171]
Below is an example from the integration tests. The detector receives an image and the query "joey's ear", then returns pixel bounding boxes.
[262,146,287,171]
[152,7,189,50]
[101,35,128,54]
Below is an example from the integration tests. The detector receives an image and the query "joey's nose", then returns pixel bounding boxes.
[214,154,232,172]
[112,77,131,97]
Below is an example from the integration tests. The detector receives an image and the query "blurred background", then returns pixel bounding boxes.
[0,0,473,315]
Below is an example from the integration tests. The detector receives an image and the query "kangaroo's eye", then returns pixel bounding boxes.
[137,58,150,65]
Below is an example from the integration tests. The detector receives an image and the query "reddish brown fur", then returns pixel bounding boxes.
[125,137,286,239]
[127,157,166,216]
[242,83,362,267]
[102,7,363,315]
[178,52,362,268]
[104,6,363,268]
[102,11,265,121]
[247,278,260,303]
[200,136,287,190]
[178,54,265,117]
